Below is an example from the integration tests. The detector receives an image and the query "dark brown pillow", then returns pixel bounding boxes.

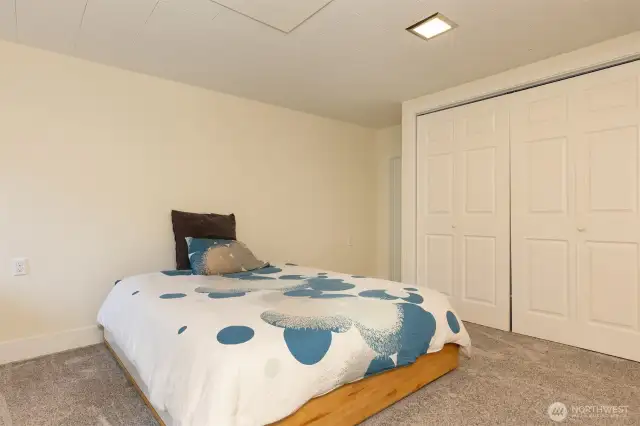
[171,210,236,270]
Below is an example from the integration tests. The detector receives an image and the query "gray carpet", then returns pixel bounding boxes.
[0,323,638,425]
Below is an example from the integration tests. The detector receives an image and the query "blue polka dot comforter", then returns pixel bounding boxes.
[97,264,471,426]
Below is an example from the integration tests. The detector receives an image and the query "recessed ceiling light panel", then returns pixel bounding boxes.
[407,13,457,40]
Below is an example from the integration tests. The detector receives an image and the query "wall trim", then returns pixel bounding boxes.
[401,31,640,286]
[0,326,102,365]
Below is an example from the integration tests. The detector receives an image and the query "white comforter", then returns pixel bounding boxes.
[97,264,471,426]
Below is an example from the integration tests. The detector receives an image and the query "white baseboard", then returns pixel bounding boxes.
[0,326,102,365]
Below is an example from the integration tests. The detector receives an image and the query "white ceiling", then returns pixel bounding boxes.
[1,0,640,128]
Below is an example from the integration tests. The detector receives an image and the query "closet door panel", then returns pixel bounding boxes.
[512,60,640,361]
[417,110,455,298]
[453,99,510,330]
[572,63,640,361]
[417,99,510,331]
[510,81,578,345]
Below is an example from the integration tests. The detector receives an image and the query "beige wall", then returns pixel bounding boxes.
[0,40,377,357]
[374,126,402,279]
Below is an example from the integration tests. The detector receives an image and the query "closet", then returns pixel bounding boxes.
[417,98,511,331]
[417,60,640,361]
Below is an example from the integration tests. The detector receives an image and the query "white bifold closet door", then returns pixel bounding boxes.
[417,98,511,331]
[511,60,640,362]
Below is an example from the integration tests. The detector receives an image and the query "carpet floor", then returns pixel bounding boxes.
[1,323,638,425]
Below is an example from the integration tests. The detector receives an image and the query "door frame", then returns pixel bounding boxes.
[402,33,640,286]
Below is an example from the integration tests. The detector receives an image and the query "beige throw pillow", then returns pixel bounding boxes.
[186,238,267,275]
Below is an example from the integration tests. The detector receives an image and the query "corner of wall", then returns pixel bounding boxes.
[374,125,402,280]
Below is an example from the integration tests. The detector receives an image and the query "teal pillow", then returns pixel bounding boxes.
[186,238,267,275]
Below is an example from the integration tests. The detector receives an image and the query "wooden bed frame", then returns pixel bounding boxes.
[105,340,459,426]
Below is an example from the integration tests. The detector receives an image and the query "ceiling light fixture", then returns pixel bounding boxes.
[407,13,457,40]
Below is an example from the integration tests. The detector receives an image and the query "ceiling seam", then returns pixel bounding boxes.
[207,1,289,34]
[130,0,160,50]
[72,0,90,51]
[144,0,161,26]
[210,8,222,22]
[206,0,336,34]
[285,0,335,34]
[13,0,17,39]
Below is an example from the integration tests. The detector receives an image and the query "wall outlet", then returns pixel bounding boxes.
[12,258,28,276]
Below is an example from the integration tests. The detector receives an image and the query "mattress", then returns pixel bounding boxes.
[97,264,471,426]
[104,329,177,426]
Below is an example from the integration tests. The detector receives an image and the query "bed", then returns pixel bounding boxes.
[98,264,471,426]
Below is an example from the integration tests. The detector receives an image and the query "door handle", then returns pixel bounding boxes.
[452,225,457,229]
[577,227,586,232]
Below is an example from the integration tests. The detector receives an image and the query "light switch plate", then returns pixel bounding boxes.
[12,258,28,276]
